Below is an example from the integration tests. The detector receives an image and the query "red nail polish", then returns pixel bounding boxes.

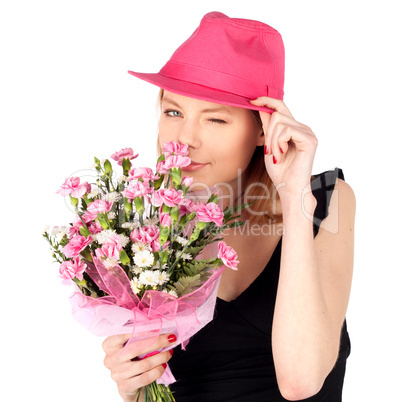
[264,145,268,155]
[141,351,159,360]
[280,147,283,153]
[168,334,177,343]
[169,349,174,356]
[162,363,167,369]
[273,155,277,164]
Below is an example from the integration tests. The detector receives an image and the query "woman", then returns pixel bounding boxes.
[102,12,355,401]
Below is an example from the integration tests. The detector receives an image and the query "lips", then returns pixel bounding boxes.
[181,160,208,172]
[189,160,207,165]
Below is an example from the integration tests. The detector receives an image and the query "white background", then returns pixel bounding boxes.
[1,1,401,401]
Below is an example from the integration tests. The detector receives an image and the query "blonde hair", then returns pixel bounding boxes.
[155,89,284,227]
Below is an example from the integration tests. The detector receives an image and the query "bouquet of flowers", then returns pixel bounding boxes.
[43,141,249,401]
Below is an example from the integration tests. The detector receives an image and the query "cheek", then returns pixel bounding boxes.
[158,123,177,148]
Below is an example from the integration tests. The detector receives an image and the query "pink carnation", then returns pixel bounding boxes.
[59,256,87,281]
[88,221,103,235]
[95,242,121,266]
[152,239,170,252]
[104,234,124,250]
[130,225,159,244]
[68,215,84,239]
[122,180,153,201]
[156,161,169,174]
[128,167,159,182]
[181,176,193,187]
[160,212,172,227]
[62,235,92,258]
[152,188,184,208]
[162,141,189,158]
[164,155,191,170]
[218,241,239,270]
[110,147,139,166]
[130,225,163,252]
[82,199,113,222]
[56,177,89,198]
[196,202,224,226]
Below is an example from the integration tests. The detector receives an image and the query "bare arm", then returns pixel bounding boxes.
[272,178,355,400]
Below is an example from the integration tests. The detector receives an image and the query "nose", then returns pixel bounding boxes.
[176,118,202,149]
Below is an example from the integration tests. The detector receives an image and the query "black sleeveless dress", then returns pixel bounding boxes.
[168,168,351,401]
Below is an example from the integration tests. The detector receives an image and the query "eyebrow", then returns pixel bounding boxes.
[162,96,233,115]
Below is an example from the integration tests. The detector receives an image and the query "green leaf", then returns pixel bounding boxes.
[69,195,79,207]
[122,158,131,173]
[173,274,202,296]
[103,159,113,174]
[119,249,130,265]
[79,226,91,237]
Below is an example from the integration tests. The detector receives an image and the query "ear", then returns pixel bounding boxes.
[255,110,271,147]
[256,130,265,147]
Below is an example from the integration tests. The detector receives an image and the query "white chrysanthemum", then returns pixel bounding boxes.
[94,229,116,244]
[117,175,128,183]
[130,278,141,294]
[119,234,130,248]
[108,212,116,220]
[88,187,101,199]
[103,192,122,203]
[155,271,170,286]
[139,270,158,287]
[181,253,192,261]
[89,162,98,169]
[132,241,151,253]
[151,262,168,270]
[50,226,61,236]
[162,289,178,298]
[103,258,119,269]
[131,265,142,275]
[144,215,159,226]
[133,250,154,268]
[175,236,188,246]
[43,225,50,234]
[175,251,192,261]
[122,221,141,230]
[56,225,70,241]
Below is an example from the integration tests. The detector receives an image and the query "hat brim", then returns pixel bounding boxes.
[128,71,275,114]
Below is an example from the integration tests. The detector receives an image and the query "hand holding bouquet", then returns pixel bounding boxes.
[43,141,250,401]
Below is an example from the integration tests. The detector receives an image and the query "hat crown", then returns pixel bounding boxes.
[160,11,285,100]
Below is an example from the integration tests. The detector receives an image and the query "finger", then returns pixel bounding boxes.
[119,365,167,396]
[270,123,299,164]
[120,333,177,362]
[102,333,132,353]
[264,112,296,159]
[114,349,173,383]
[271,124,315,164]
[250,96,294,119]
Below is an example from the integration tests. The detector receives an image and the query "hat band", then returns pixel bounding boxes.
[159,60,284,100]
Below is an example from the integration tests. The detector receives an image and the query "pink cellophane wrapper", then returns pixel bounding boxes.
[69,185,225,386]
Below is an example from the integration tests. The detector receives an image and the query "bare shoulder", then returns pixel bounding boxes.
[314,177,356,330]
[314,177,356,238]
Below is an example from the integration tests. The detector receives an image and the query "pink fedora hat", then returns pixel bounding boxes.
[128,11,285,113]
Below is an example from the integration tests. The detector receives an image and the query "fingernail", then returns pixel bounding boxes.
[273,155,277,164]
[264,145,268,155]
[169,349,174,356]
[162,363,167,369]
[168,334,177,343]
[280,147,283,153]
[141,351,159,360]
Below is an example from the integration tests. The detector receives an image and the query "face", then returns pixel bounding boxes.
[158,91,265,209]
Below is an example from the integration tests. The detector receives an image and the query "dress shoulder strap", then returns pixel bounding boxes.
[311,167,345,238]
